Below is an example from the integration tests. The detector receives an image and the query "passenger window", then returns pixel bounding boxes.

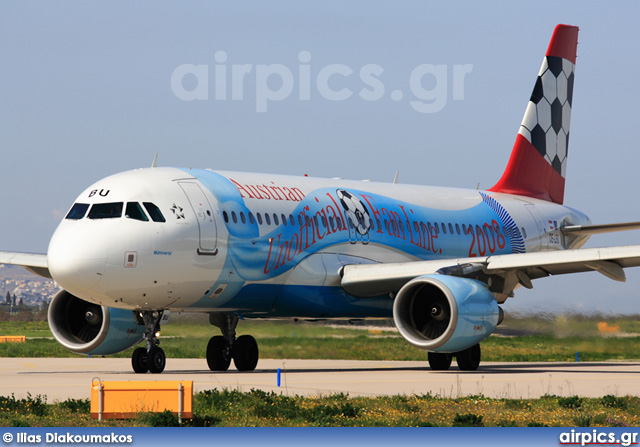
[281,214,287,226]
[223,211,229,223]
[65,203,89,220]
[232,211,237,224]
[449,223,454,234]
[88,202,123,219]
[249,213,255,225]
[265,214,271,225]
[289,215,295,226]
[125,202,149,221]
[441,223,447,234]
[257,213,263,225]
[143,203,166,222]
[273,214,279,225]
[240,212,246,224]
[455,223,460,235]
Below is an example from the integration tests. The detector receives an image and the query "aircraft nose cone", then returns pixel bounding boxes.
[48,224,107,296]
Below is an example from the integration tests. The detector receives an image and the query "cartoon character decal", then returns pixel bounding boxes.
[336,189,373,244]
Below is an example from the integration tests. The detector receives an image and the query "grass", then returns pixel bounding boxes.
[2,314,640,427]
[3,331,640,362]
[1,315,640,362]
[2,391,639,427]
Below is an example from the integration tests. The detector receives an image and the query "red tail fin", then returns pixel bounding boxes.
[489,24,579,204]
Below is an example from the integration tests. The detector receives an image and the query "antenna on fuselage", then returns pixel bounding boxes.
[151,153,159,168]
[393,171,399,184]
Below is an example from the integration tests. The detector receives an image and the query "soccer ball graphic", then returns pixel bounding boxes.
[519,55,574,178]
[336,189,372,236]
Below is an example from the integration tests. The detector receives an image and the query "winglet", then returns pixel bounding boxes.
[489,25,579,204]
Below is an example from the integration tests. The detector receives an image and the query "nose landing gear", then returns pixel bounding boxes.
[207,313,259,372]
[131,310,166,374]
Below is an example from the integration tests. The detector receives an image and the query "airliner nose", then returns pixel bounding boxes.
[48,223,107,296]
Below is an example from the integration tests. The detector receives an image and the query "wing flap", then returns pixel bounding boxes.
[0,251,51,279]
[341,245,640,298]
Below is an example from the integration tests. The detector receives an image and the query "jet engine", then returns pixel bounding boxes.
[393,274,501,353]
[48,290,145,355]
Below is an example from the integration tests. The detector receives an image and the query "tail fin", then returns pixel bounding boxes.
[489,24,579,204]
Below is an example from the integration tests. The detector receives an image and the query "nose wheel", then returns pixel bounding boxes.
[131,310,166,374]
[207,313,259,372]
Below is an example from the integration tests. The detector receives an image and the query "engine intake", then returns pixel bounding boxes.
[48,290,145,355]
[393,274,500,353]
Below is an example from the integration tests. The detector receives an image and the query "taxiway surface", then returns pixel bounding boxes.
[1,358,638,401]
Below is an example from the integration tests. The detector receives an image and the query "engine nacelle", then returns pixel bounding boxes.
[393,274,500,353]
[48,290,145,356]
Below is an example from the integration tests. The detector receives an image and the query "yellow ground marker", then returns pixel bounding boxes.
[0,336,26,343]
[91,379,192,421]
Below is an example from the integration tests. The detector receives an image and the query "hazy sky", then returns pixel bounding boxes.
[1,1,640,314]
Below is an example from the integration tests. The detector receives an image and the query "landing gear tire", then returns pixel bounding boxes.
[207,335,232,371]
[232,335,259,371]
[456,344,481,371]
[428,352,452,371]
[132,347,149,374]
[148,346,166,374]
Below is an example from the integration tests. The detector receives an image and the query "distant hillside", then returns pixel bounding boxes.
[0,264,51,282]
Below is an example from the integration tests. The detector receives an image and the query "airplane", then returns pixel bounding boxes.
[3,24,640,374]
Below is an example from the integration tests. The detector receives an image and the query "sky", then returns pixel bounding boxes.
[1,1,640,314]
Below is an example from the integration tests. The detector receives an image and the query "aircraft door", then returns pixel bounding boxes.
[179,182,218,255]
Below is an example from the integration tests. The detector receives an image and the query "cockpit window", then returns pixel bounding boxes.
[143,202,166,223]
[88,202,123,219]
[65,203,90,220]
[125,202,149,221]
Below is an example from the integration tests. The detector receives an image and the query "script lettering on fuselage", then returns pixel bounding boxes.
[230,178,305,202]
[258,189,512,277]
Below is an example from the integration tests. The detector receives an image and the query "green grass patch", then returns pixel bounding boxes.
[2,318,640,362]
[2,391,640,427]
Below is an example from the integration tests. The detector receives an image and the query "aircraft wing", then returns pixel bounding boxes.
[0,251,51,279]
[340,245,640,298]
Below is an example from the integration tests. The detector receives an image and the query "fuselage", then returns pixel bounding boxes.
[47,167,591,318]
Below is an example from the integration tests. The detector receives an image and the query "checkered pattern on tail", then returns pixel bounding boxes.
[479,192,526,254]
[518,55,575,178]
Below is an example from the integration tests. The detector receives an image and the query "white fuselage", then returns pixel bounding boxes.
[47,167,591,317]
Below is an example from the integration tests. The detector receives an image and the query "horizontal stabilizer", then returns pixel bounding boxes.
[562,221,640,236]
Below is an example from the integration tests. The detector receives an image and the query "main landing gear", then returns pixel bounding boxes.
[132,311,166,374]
[206,313,259,372]
[428,344,481,371]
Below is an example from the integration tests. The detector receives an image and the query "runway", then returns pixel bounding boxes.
[1,357,639,401]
